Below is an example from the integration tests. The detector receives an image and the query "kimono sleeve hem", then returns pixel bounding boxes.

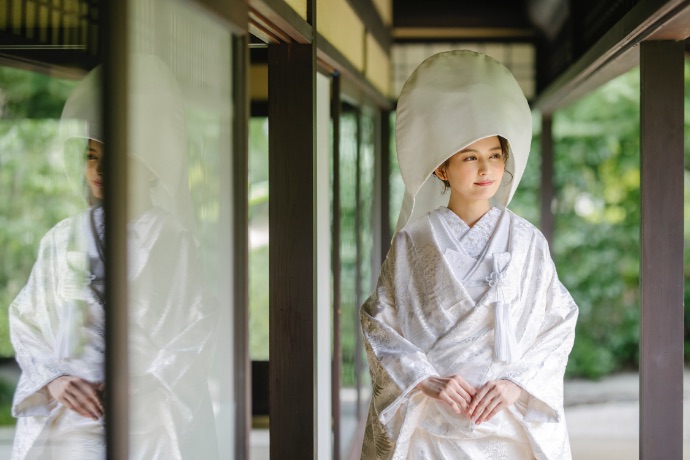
[12,373,67,417]
[500,377,560,423]
[379,372,438,426]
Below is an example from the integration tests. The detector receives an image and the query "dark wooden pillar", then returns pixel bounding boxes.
[268,42,315,459]
[540,114,554,248]
[102,2,130,459]
[380,108,391,257]
[232,33,251,460]
[639,40,684,460]
[331,73,342,460]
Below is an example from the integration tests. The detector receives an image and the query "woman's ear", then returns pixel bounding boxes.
[434,165,447,181]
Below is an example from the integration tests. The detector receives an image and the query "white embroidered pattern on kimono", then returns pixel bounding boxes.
[361,208,578,460]
[10,208,219,460]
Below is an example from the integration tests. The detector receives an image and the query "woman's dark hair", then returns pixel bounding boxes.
[434,136,511,194]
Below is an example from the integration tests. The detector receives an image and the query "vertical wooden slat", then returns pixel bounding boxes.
[331,73,342,460]
[380,108,391,256]
[268,42,315,460]
[540,114,554,248]
[353,108,363,420]
[639,39,684,460]
[102,0,129,459]
[232,33,251,460]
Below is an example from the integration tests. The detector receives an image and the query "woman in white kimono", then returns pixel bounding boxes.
[10,56,219,460]
[360,51,578,459]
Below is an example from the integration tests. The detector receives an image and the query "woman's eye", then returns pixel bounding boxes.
[86,153,97,160]
[491,153,502,159]
[463,156,476,161]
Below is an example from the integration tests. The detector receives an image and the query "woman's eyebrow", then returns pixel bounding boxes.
[458,146,502,153]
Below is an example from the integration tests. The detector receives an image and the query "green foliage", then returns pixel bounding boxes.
[549,68,643,379]
[0,68,81,357]
[0,377,15,426]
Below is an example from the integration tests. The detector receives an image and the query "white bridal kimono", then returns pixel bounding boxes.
[361,207,578,459]
[10,207,219,460]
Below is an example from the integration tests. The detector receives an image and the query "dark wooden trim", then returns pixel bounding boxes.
[535,0,690,113]
[232,33,251,460]
[251,100,269,117]
[539,115,554,249]
[316,32,392,110]
[353,108,363,420]
[639,39,684,460]
[194,0,249,33]
[346,0,391,52]
[268,42,315,459]
[331,72,342,460]
[102,1,130,458]
[249,0,312,44]
[380,108,391,257]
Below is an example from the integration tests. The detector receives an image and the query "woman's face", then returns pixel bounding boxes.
[435,136,505,205]
[85,139,104,200]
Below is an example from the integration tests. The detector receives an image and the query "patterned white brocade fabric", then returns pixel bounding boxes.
[438,206,501,260]
[10,207,218,460]
[360,208,579,460]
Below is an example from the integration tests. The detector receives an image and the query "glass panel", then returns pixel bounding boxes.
[128,0,234,457]
[0,66,86,458]
[338,106,358,458]
[249,117,269,362]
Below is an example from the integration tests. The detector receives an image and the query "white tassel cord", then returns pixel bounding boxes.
[488,255,518,363]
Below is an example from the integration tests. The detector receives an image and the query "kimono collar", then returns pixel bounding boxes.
[394,50,532,231]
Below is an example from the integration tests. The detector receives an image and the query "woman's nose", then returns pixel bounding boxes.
[96,158,103,175]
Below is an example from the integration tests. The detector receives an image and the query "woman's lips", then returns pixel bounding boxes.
[93,180,102,187]
[474,180,494,186]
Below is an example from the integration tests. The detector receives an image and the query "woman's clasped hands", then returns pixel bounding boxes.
[416,375,523,425]
[47,375,104,421]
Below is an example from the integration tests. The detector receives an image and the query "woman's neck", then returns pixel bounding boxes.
[446,197,491,228]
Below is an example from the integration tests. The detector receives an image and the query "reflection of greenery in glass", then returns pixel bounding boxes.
[389,112,405,235]
[249,118,270,360]
[0,67,79,357]
[340,111,358,388]
[358,109,375,391]
[187,107,225,293]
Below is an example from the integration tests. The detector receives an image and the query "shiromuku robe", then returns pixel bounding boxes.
[10,207,218,460]
[361,207,578,459]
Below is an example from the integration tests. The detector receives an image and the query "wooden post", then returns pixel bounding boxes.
[540,114,554,248]
[102,2,129,459]
[639,40,684,460]
[380,108,391,258]
[268,42,315,459]
[331,73,342,460]
[232,33,251,460]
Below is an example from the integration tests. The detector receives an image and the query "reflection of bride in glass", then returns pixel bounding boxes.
[10,57,219,460]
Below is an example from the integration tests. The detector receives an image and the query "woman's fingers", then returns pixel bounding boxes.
[47,376,104,420]
[469,380,524,423]
[416,375,478,415]
[477,399,504,424]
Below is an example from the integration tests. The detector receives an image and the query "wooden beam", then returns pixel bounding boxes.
[268,42,315,460]
[639,39,684,460]
[539,115,554,249]
[194,0,249,33]
[249,0,312,43]
[535,0,690,114]
[102,1,129,459]
[232,33,251,460]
